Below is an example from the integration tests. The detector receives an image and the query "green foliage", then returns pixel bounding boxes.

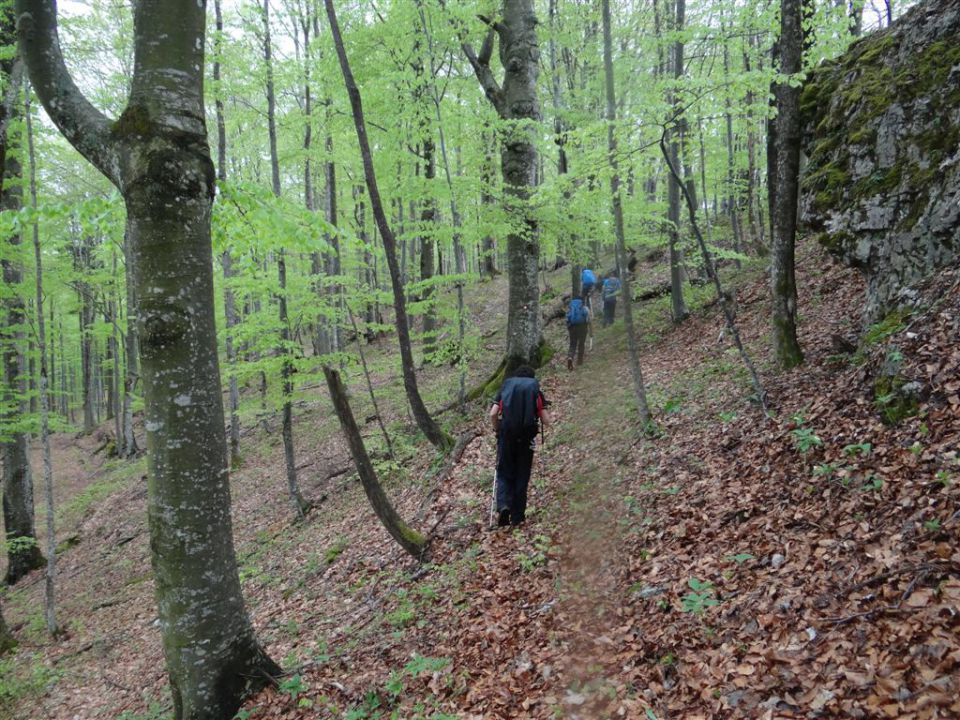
[681,578,719,615]
[790,426,823,454]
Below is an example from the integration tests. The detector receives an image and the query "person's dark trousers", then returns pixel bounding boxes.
[603,298,616,326]
[567,323,588,365]
[496,434,535,524]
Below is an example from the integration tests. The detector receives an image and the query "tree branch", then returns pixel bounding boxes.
[15,1,120,186]
[462,32,504,116]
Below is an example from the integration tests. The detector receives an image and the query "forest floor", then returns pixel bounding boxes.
[2,242,959,720]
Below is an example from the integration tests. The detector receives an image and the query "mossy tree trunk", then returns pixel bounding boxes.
[17,2,280,716]
[323,367,426,560]
[770,0,805,369]
[0,30,44,586]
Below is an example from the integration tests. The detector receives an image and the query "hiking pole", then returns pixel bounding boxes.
[489,433,501,528]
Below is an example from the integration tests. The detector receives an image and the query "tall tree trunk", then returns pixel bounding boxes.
[479,131,497,277]
[26,83,58,635]
[323,367,426,559]
[419,141,438,356]
[263,0,308,517]
[602,0,651,424]
[0,47,44,586]
[325,0,450,450]
[770,0,805,369]
[18,3,280,715]
[666,0,689,322]
[744,34,766,254]
[463,0,544,372]
[214,0,240,466]
[121,231,140,458]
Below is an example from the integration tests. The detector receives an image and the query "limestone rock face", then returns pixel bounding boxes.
[799,0,960,323]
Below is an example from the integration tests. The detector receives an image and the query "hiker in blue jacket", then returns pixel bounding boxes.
[488,366,551,526]
[565,296,591,370]
[601,272,622,327]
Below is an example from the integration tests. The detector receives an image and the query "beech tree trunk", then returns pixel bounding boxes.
[666,0,689,322]
[17,3,279,716]
[0,600,14,655]
[213,0,240,466]
[0,40,44,585]
[263,0,308,517]
[770,0,805,369]
[602,0,651,424]
[26,84,58,635]
[464,0,543,372]
[325,0,450,450]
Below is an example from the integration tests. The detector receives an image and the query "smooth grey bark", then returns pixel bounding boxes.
[213,0,240,466]
[323,367,426,559]
[602,0,650,425]
[121,240,140,458]
[262,0,308,518]
[325,0,450,450]
[666,0,689,322]
[463,0,543,372]
[0,43,44,586]
[16,3,279,717]
[771,0,804,369]
[26,85,57,635]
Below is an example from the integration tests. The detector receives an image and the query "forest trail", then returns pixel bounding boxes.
[3,247,959,720]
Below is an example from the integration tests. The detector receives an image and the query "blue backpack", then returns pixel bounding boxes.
[581,268,597,290]
[566,298,588,326]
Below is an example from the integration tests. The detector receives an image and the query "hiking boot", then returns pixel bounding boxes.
[497,508,511,527]
[566,356,573,371]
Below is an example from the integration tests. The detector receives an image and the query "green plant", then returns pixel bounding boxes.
[791,426,823,454]
[861,475,883,492]
[386,591,416,628]
[812,462,839,480]
[842,442,872,457]
[935,470,952,488]
[717,411,737,423]
[725,553,754,565]
[516,534,552,572]
[278,674,309,701]
[923,519,941,532]
[681,578,719,615]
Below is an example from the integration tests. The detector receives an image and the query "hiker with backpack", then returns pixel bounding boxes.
[565,295,591,370]
[488,366,551,527]
[581,267,598,303]
[601,272,622,327]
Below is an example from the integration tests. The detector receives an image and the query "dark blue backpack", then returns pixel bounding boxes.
[498,377,541,442]
[566,298,588,326]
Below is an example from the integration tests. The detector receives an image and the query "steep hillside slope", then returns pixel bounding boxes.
[3,242,957,719]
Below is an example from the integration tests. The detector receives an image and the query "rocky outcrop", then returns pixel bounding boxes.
[799,0,960,323]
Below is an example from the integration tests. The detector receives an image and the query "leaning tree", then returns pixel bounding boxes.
[15,2,278,717]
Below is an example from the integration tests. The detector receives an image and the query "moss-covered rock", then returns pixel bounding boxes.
[800,0,960,324]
